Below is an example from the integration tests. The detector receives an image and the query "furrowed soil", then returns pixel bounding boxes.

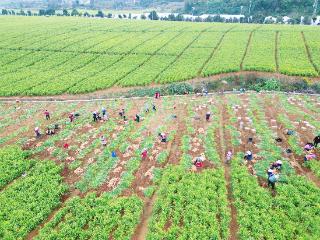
[0,93,319,240]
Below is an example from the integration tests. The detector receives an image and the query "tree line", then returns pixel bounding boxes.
[0,8,317,24]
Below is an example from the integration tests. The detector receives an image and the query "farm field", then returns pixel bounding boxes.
[0,16,320,96]
[0,93,319,239]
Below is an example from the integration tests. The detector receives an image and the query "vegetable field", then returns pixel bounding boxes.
[0,92,319,239]
[0,17,320,96]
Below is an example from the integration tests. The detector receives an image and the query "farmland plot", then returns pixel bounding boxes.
[0,92,319,239]
[0,17,320,96]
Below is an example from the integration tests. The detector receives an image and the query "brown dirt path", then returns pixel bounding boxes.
[218,96,238,240]
[130,101,188,240]
[131,193,157,240]
[301,31,320,75]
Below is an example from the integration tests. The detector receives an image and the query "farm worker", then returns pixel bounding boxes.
[145,103,149,113]
[46,128,55,136]
[135,114,140,122]
[205,111,211,121]
[194,154,205,167]
[268,173,279,190]
[101,136,107,146]
[304,153,316,162]
[34,127,41,138]
[225,150,233,164]
[93,111,98,122]
[286,129,294,136]
[155,92,160,99]
[248,137,253,144]
[267,168,274,177]
[141,149,148,160]
[271,160,282,170]
[244,150,253,161]
[63,143,69,149]
[152,103,156,111]
[314,135,320,147]
[202,87,208,96]
[44,110,50,120]
[54,124,59,130]
[69,113,74,122]
[119,109,125,117]
[102,107,106,117]
[159,133,167,143]
[304,143,314,152]
[103,112,109,121]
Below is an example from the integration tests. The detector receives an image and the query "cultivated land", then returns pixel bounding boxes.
[0,16,320,96]
[0,93,320,239]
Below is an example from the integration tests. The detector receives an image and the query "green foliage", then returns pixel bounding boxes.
[36,195,143,240]
[147,166,230,240]
[0,18,319,97]
[0,160,67,239]
[143,186,156,197]
[0,146,35,189]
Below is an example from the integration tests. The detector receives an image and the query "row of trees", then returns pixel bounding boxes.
[0,8,316,25]
[0,8,242,23]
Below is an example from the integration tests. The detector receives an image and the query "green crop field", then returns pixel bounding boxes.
[0,93,320,239]
[0,16,319,96]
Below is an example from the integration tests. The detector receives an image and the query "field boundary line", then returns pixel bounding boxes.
[218,98,238,240]
[0,52,78,89]
[0,29,76,71]
[240,28,259,71]
[1,91,320,103]
[197,27,235,76]
[301,31,320,75]
[0,47,177,57]
[113,29,187,86]
[23,31,149,93]
[275,31,280,72]
[154,26,213,83]
[64,31,167,92]
[1,32,95,78]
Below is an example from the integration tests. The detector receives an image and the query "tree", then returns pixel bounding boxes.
[19,10,25,16]
[1,9,8,15]
[118,14,122,19]
[168,13,176,21]
[212,15,224,22]
[96,10,104,18]
[176,14,184,21]
[45,9,55,16]
[39,9,45,16]
[71,9,79,16]
[107,13,112,18]
[83,11,90,17]
[141,14,146,20]
[148,11,159,20]
[63,9,70,16]
[27,10,32,16]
